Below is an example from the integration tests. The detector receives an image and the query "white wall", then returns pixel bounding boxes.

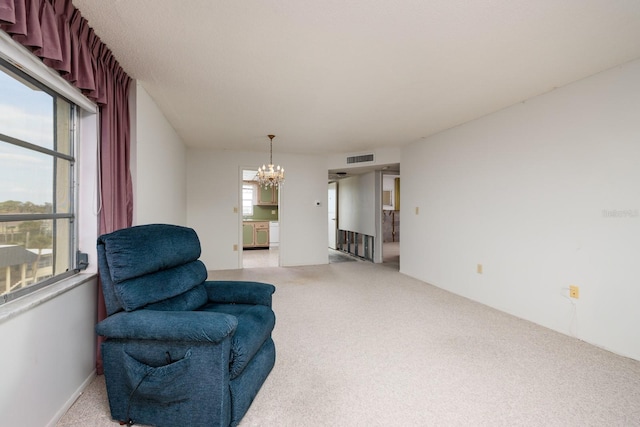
[338,172,378,236]
[0,278,98,427]
[401,59,640,361]
[131,82,187,226]
[187,148,328,270]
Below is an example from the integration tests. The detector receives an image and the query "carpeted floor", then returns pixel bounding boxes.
[57,260,640,426]
[328,248,358,263]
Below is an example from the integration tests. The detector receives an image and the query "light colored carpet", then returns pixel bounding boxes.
[328,248,358,263]
[58,261,640,426]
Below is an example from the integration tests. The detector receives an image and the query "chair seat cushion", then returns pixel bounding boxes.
[199,303,275,379]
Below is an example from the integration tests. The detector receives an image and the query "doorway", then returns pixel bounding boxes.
[328,181,337,250]
[241,168,280,268]
[381,174,400,269]
[327,166,400,268]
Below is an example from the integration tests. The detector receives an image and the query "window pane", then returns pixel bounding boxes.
[54,218,72,277]
[0,66,54,149]
[56,98,72,155]
[56,157,72,214]
[242,183,254,216]
[242,203,252,216]
[0,219,53,295]
[0,144,53,211]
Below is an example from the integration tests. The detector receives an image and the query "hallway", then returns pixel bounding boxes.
[242,242,399,269]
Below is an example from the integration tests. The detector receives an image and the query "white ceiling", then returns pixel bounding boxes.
[72,0,640,156]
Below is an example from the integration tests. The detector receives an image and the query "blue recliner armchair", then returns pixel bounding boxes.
[95,224,276,426]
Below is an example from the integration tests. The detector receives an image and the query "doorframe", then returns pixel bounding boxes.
[328,181,338,250]
[373,171,383,263]
[237,166,245,269]
[238,166,282,269]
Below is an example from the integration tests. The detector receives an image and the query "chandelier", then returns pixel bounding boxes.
[257,134,285,188]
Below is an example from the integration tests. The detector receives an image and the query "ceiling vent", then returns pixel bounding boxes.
[346,153,374,164]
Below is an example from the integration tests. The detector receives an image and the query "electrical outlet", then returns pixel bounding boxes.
[415,207,419,215]
[233,207,238,213]
[569,285,579,299]
[233,244,238,251]
[477,264,483,274]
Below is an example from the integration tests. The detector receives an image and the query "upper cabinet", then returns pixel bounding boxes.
[257,184,278,205]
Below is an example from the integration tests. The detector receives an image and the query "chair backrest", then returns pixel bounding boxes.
[97,224,208,315]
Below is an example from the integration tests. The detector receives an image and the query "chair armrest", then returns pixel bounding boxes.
[204,280,275,307]
[96,310,238,343]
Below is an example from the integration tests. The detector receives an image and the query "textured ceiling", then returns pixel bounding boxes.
[72,0,640,155]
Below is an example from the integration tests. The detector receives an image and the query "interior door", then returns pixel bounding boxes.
[328,181,337,249]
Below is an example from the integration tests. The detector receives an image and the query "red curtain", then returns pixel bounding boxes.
[1,0,133,374]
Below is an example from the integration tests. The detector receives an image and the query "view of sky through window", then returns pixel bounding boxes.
[0,67,55,205]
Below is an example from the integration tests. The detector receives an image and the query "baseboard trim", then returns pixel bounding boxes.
[46,370,97,427]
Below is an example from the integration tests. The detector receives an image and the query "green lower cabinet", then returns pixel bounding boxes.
[243,223,255,247]
[243,221,270,248]
[255,228,269,246]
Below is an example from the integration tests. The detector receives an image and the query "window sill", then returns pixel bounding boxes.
[0,273,97,325]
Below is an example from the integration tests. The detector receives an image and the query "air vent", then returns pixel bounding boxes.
[346,153,374,164]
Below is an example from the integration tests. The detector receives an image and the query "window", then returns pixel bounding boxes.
[242,182,257,216]
[0,58,78,305]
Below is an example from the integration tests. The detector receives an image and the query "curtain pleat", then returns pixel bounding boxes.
[42,0,72,73]
[33,0,60,60]
[1,0,26,34]
[64,10,80,85]
[0,0,16,24]
[1,0,133,375]
[12,0,42,47]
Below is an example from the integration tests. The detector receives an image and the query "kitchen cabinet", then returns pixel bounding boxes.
[243,223,254,247]
[255,222,269,246]
[257,184,278,205]
[243,221,270,248]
